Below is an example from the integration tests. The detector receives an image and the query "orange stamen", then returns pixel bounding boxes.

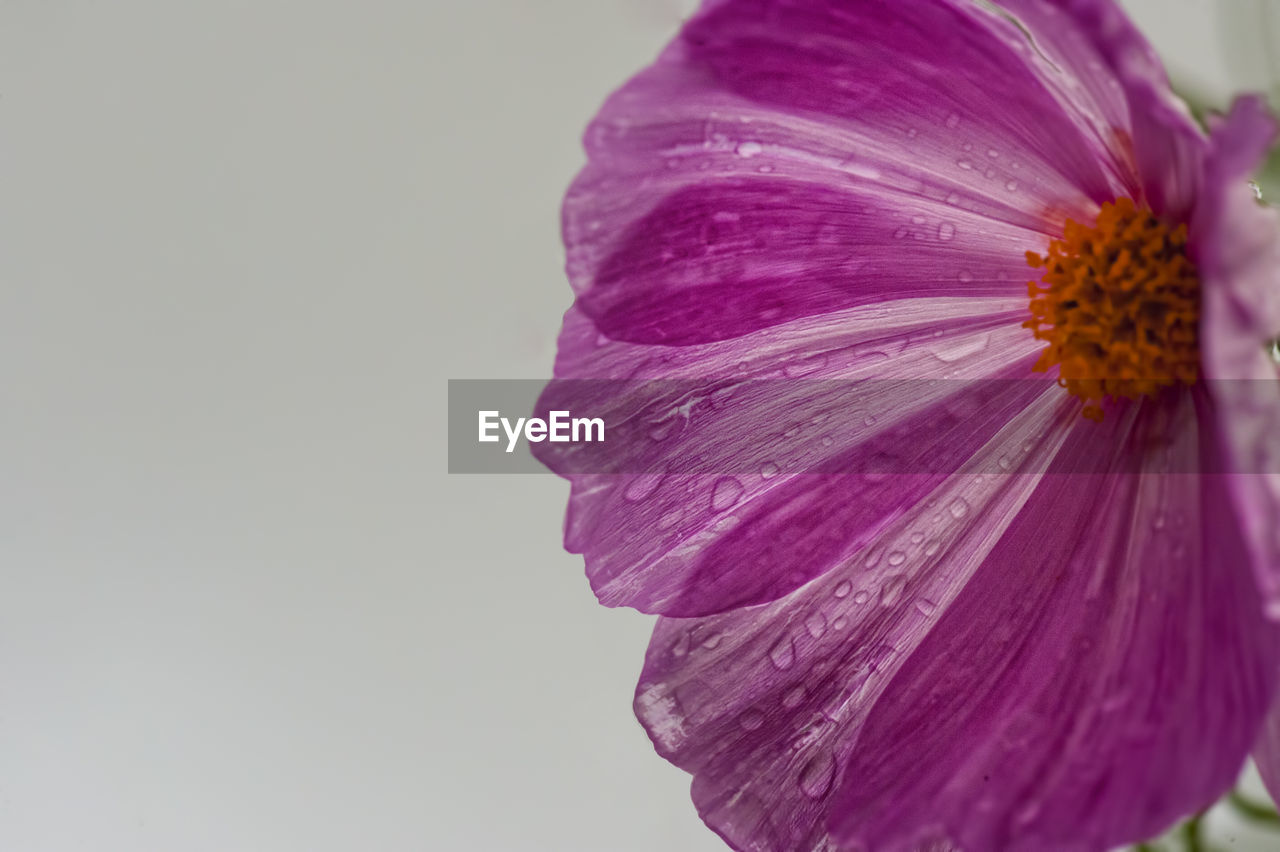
[1024,198,1199,421]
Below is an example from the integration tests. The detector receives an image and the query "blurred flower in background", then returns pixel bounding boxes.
[1212,0,1280,197]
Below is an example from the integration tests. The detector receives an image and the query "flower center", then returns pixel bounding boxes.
[1023,198,1200,421]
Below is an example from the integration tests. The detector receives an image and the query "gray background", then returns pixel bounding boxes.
[0,1,1276,850]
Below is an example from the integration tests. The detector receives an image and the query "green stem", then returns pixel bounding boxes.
[1227,789,1280,827]
[1181,811,1205,852]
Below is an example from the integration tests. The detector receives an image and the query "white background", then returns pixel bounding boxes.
[0,2,1276,850]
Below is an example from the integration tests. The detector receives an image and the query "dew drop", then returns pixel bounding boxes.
[670,632,692,657]
[761,461,781,480]
[938,222,956,241]
[915,598,938,616]
[957,158,974,170]
[923,539,941,557]
[783,684,807,708]
[701,632,723,650]
[853,590,871,605]
[834,580,852,599]
[863,546,885,570]
[805,611,828,639]
[1005,180,1019,192]
[736,141,763,158]
[987,148,1000,159]
[894,226,909,239]
[887,550,906,567]
[945,113,961,129]
[832,615,850,630]
[768,635,796,670]
[739,709,765,730]
[799,752,837,798]
[880,574,906,606]
[948,498,971,519]
[711,476,745,512]
[958,270,975,283]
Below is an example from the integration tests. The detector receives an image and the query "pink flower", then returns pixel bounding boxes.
[539,1,1280,849]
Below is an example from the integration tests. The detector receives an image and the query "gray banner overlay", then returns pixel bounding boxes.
[448,379,1280,475]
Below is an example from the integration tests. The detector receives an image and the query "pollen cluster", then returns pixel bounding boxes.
[1024,198,1200,421]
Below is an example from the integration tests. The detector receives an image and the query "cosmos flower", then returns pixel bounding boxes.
[538,1,1280,849]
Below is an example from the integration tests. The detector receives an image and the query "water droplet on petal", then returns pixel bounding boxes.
[881,574,906,606]
[915,599,938,616]
[805,611,828,639]
[958,270,975,283]
[739,709,765,730]
[701,632,723,649]
[853,590,870,605]
[945,113,961,129]
[938,222,956,241]
[761,462,781,480]
[736,141,763,158]
[799,752,837,798]
[768,635,796,670]
[711,476,744,512]
[887,550,906,567]
[1005,180,1019,192]
[834,580,852,599]
[949,498,971,519]
[863,546,884,570]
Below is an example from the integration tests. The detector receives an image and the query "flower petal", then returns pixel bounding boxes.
[536,297,1047,616]
[564,0,1137,347]
[636,391,1277,851]
[1196,95,1280,614]
[992,0,1207,220]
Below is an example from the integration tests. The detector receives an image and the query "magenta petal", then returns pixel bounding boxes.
[829,398,1275,850]
[636,392,1277,852]
[993,0,1207,220]
[1196,95,1280,613]
[538,299,1046,616]
[562,0,1142,347]
[578,179,1035,346]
